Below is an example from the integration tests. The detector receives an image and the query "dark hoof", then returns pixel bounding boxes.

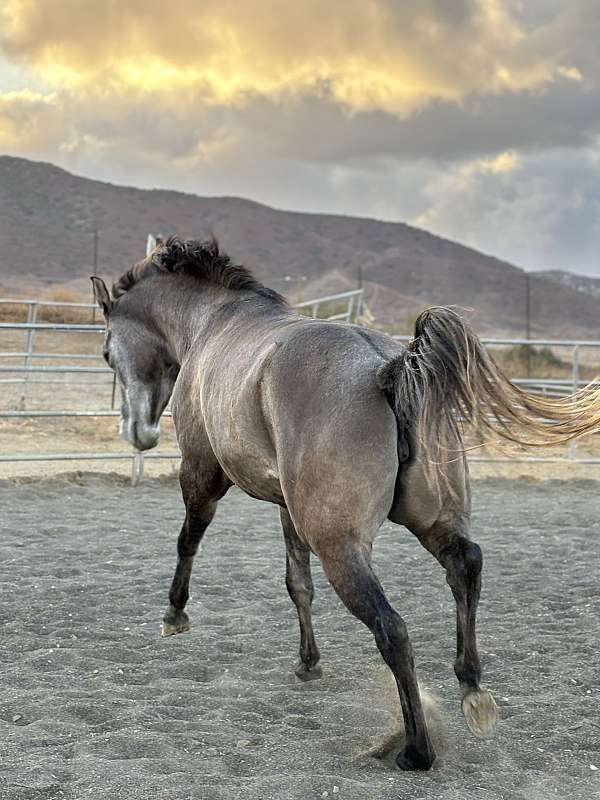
[161,610,190,637]
[295,662,323,682]
[395,744,435,771]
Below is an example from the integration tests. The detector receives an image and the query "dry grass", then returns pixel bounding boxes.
[0,287,97,324]
[493,344,600,380]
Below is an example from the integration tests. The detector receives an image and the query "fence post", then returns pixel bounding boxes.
[111,373,117,409]
[355,290,363,322]
[131,451,145,485]
[346,294,355,323]
[569,345,580,460]
[19,303,38,409]
[22,303,32,369]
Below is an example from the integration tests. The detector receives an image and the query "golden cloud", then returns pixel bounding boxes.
[0,88,59,147]
[0,0,582,115]
[478,149,520,173]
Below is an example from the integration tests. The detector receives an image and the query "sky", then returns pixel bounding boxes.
[1,1,599,275]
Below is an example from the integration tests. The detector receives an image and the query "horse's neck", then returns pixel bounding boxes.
[144,284,234,365]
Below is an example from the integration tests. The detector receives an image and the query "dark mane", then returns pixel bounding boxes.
[112,236,286,305]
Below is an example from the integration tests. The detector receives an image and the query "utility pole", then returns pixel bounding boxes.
[91,228,100,324]
[525,272,531,377]
[356,265,364,322]
[92,228,99,274]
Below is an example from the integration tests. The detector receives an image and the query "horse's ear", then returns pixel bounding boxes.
[90,276,113,318]
[151,236,179,272]
[146,234,157,256]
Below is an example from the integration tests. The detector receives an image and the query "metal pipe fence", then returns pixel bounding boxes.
[295,289,363,321]
[0,290,364,482]
[2,292,599,478]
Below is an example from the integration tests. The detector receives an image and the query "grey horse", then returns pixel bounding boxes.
[91,237,600,771]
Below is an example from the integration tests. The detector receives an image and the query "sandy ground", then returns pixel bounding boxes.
[1,474,599,800]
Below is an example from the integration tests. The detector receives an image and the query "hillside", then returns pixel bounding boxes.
[1,155,600,337]
[536,270,600,301]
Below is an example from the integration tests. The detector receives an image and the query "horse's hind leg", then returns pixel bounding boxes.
[161,459,230,637]
[408,514,498,737]
[318,541,435,770]
[280,508,321,681]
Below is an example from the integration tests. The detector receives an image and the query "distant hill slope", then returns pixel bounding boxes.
[536,270,600,301]
[2,154,600,338]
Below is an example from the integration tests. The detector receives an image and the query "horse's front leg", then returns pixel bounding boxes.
[280,508,321,680]
[161,460,229,637]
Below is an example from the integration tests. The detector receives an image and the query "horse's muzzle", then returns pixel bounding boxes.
[121,415,160,451]
[133,419,160,451]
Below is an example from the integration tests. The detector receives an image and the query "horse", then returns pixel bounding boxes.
[91,237,600,771]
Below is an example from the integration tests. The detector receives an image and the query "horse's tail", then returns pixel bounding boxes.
[377,306,600,487]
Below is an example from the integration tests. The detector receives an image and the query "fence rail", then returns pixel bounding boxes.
[0,298,98,309]
[295,289,363,322]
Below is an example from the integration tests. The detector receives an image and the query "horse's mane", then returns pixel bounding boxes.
[112,236,286,305]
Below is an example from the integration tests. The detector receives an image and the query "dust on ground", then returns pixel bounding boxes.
[1,474,599,800]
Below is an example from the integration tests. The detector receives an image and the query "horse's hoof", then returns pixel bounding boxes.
[160,620,191,637]
[295,662,323,682]
[160,612,191,637]
[395,744,435,771]
[462,688,498,738]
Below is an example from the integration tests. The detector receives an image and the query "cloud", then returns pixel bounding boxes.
[478,150,520,173]
[0,88,62,149]
[2,1,598,164]
[0,0,585,112]
[412,146,600,274]
[0,1,599,275]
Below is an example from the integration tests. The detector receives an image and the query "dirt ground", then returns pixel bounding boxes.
[1,474,599,800]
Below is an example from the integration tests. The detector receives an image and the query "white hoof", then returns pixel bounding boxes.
[462,689,498,738]
[160,619,191,637]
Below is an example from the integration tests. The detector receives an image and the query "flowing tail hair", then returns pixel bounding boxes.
[377,306,600,488]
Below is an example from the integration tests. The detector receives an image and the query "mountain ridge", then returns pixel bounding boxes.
[1,154,599,338]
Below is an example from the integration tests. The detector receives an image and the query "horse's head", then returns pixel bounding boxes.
[91,276,178,451]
